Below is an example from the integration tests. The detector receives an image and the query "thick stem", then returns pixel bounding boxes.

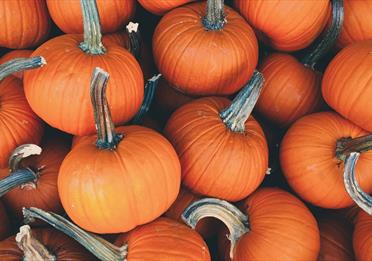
[182,198,249,260]
[79,0,106,55]
[131,74,161,125]
[16,225,56,261]
[220,70,264,133]
[203,0,225,30]
[336,134,372,162]
[301,0,344,68]
[126,22,141,61]
[0,57,46,81]
[90,67,122,150]
[23,207,128,261]
[9,144,42,173]
[344,153,372,216]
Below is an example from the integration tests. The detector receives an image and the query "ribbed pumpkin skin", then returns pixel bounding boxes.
[58,125,181,234]
[137,0,196,15]
[164,97,268,201]
[115,218,210,261]
[0,50,33,79]
[234,188,320,260]
[0,228,96,260]
[280,112,372,208]
[322,40,372,132]
[23,35,144,136]
[153,2,258,96]
[234,0,329,51]
[46,0,135,34]
[338,0,372,47]
[0,201,10,241]
[0,76,44,168]
[256,53,323,127]
[353,211,372,261]
[0,0,50,49]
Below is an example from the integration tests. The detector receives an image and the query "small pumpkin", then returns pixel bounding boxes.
[137,0,196,15]
[353,211,372,261]
[0,50,32,79]
[0,201,10,241]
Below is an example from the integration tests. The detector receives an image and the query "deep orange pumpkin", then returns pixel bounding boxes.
[353,211,372,261]
[153,0,258,96]
[137,0,196,15]
[0,50,33,79]
[0,201,10,241]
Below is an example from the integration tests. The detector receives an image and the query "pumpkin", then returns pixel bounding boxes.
[280,111,372,209]
[0,50,33,79]
[165,71,268,201]
[0,57,45,168]
[58,68,180,234]
[338,0,372,47]
[0,0,50,49]
[0,225,95,260]
[46,0,135,34]
[234,0,330,51]
[24,0,143,136]
[23,207,211,261]
[153,0,258,96]
[322,40,372,132]
[0,201,10,241]
[183,188,320,260]
[137,0,196,15]
[353,211,372,261]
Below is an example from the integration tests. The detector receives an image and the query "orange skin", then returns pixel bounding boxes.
[58,125,181,234]
[23,34,144,136]
[338,0,372,48]
[280,112,372,209]
[153,2,258,96]
[322,40,372,132]
[137,0,196,15]
[0,50,33,79]
[115,218,211,261]
[256,53,324,127]
[234,0,329,51]
[0,201,10,241]
[164,97,268,202]
[0,0,50,49]
[0,76,44,168]
[46,0,135,34]
[353,211,372,261]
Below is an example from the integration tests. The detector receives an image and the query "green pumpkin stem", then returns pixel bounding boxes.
[344,153,372,215]
[220,70,264,133]
[126,22,142,61]
[203,0,226,30]
[301,0,344,68]
[182,198,249,260]
[23,207,127,261]
[336,134,372,161]
[79,0,106,55]
[0,57,46,81]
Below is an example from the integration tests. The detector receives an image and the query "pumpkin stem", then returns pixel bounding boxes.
[126,22,142,61]
[301,0,344,68]
[79,0,106,55]
[0,144,42,197]
[131,74,161,125]
[23,207,128,261]
[344,153,372,216]
[90,67,123,150]
[16,225,57,261]
[220,70,264,133]
[0,56,46,81]
[203,0,226,30]
[182,198,249,260]
[336,134,372,162]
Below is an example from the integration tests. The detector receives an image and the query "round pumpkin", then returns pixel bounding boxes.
[0,201,10,241]
[153,0,258,95]
[0,50,33,79]
[353,211,372,261]
[137,0,196,15]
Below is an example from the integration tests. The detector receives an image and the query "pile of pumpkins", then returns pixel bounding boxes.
[0,0,371,260]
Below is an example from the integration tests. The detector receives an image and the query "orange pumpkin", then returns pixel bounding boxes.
[353,211,372,261]
[164,72,268,201]
[153,0,258,96]
[0,50,33,79]
[234,0,330,51]
[183,188,320,260]
[24,0,143,136]
[137,0,196,15]
[322,40,372,132]
[0,201,10,241]
[280,111,372,208]
[0,0,50,49]
[46,0,135,34]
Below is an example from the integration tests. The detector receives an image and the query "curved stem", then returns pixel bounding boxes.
[220,70,264,133]
[79,0,106,55]
[336,134,372,162]
[23,207,128,261]
[182,198,249,260]
[131,74,161,125]
[16,225,57,261]
[203,0,225,30]
[90,67,122,150]
[126,22,141,61]
[0,57,46,81]
[344,153,372,216]
[301,0,344,68]
[9,144,42,173]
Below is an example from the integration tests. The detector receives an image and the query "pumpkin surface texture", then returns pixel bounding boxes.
[137,0,196,15]
[353,211,372,261]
